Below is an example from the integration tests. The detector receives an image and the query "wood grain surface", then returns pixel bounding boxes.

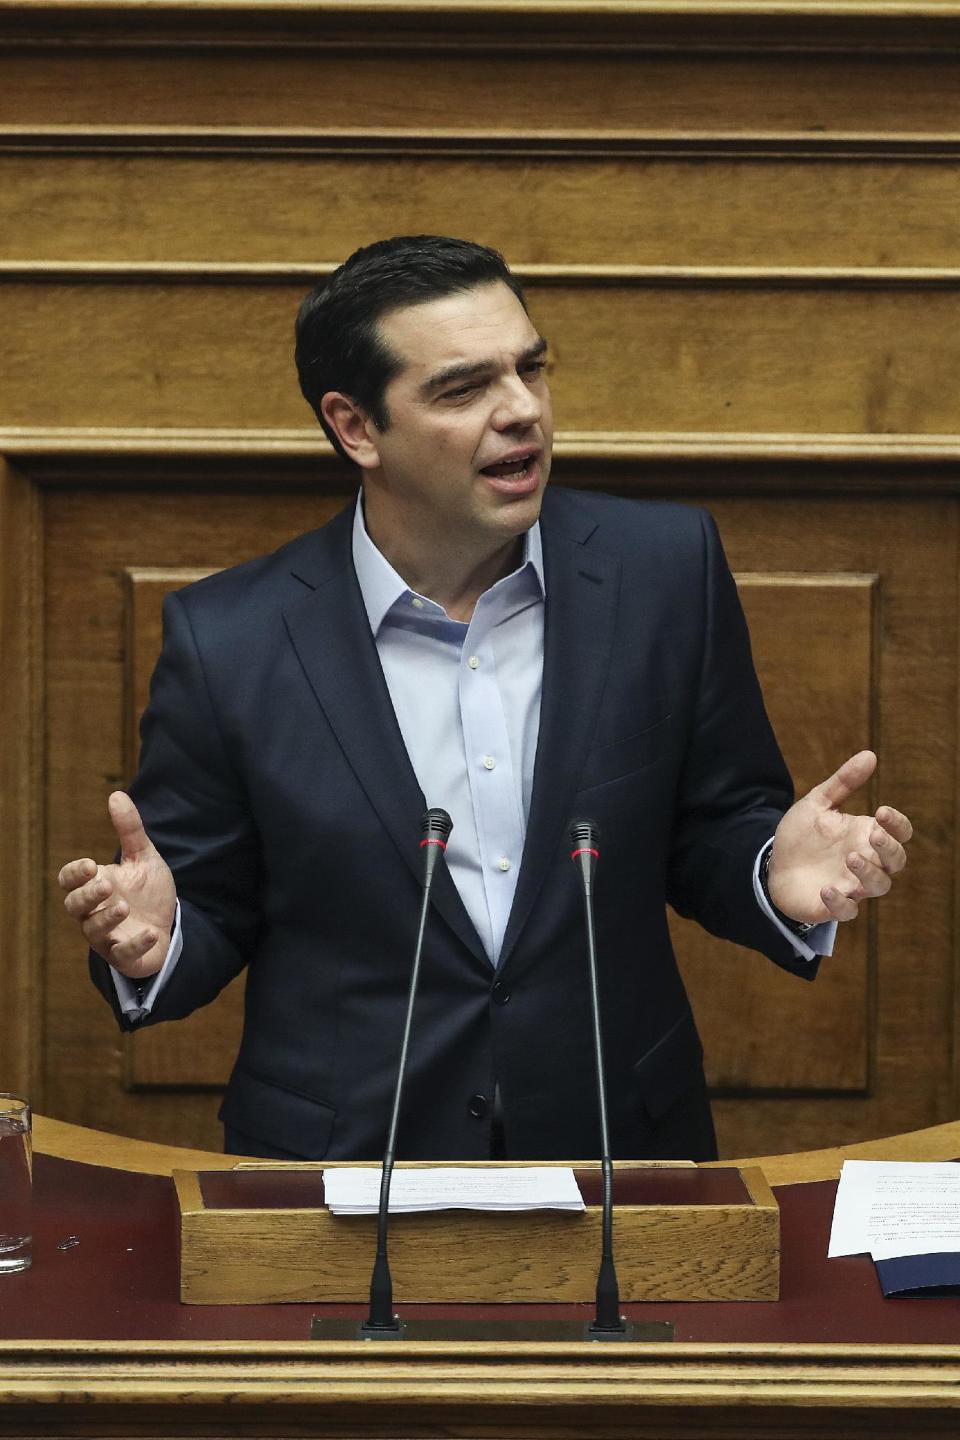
[31,1107,960,1186]
[2,0,959,1172]
[3,274,960,434]
[3,154,958,269]
[0,458,42,1102]
[175,1163,779,1304]
[2,12,960,1435]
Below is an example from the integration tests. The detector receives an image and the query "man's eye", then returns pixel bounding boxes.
[443,384,478,401]
[520,360,547,380]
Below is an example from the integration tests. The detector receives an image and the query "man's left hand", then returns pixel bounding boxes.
[767,750,913,925]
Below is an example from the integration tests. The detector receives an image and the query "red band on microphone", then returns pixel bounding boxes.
[420,838,448,850]
[571,846,600,861]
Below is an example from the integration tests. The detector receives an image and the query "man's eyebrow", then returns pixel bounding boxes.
[420,336,548,396]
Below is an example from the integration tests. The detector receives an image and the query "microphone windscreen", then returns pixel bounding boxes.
[569,818,601,853]
[421,807,453,844]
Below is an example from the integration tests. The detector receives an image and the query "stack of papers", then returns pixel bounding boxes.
[322,1166,586,1215]
[829,1160,960,1260]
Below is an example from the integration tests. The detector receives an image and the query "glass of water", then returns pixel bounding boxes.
[0,1094,31,1273]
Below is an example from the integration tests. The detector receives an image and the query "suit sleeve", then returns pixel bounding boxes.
[89,589,264,1028]
[665,510,820,980]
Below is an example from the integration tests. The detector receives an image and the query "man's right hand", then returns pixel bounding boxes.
[58,791,176,980]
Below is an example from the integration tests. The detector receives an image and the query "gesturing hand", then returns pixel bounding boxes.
[767,750,913,926]
[58,791,176,979]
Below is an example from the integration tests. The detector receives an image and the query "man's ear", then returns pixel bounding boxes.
[320,392,382,470]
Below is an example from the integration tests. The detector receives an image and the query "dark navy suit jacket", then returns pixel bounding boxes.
[91,487,814,1161]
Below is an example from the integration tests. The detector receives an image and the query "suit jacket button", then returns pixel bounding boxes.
[491,981,511,1006]
[468,1093,488,1119]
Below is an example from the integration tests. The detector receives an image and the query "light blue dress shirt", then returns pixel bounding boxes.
[351,500,545,963]
[112,498,832,1018]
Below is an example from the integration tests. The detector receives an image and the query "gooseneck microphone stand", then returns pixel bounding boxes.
[569,818,630,1338]
[361,806,453,1337]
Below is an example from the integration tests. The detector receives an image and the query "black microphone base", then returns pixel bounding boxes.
[588,1316,643,1341]
[357,1315,406,1339]
[311,1316,674,1342]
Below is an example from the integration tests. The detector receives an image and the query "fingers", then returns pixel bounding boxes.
[107,791,153,862]
[877,804,913,845]
[844,813,911,897]
[61,865,115,920]
[57,857,97,893]
[869,821,907,875]
[58,795,168,977]
[821,884,860,922]
[845,851,892,900]
[82,899,129,950]
[58,867,140,966]
[841,816,910,901]
[75,893,161,972]
[813,750,877,809]
[103,927,161,972]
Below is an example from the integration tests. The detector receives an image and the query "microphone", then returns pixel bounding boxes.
[569,818,627,1337]
[570,818,600,893]
[361,806,453,1337]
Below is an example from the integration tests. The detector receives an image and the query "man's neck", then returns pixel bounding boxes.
[384,536,524,622]
[363,503,525,622]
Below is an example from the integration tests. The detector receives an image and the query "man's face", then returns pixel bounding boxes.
[357,281,553,556]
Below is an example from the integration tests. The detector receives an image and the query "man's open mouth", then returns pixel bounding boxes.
[480,454,537,479]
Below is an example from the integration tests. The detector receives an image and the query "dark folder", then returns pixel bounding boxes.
[875,1251,960,1298]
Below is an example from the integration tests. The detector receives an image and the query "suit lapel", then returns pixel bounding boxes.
[282,512,489,970]
[498,500,620,972]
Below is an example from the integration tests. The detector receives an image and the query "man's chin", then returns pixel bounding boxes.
[488,489,545,541]
[484,466,548,524]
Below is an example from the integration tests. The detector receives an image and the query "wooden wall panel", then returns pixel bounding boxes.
[0,458,42,1100]
[3,153,959,269]
[123,567,213,771]
[676,574,877,1094]
[736,575,878,804]
[709,494,958,1159]
[3,49,960,134]
[2,0,959,1161]
[3,276,960,435]
[539,284,960,436]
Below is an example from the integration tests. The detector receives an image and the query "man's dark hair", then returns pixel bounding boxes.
[295,235,528,461]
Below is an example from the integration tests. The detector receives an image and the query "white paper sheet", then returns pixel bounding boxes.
[828,1160,960,1259]
[322,1166,586,1215]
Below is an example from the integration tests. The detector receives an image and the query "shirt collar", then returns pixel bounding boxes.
[351,493,545,636]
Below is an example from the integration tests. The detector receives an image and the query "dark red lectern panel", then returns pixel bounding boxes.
[2,1154,959,1342]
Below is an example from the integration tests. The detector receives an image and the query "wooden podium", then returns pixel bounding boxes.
[7,1117,960,1438]
[173,1161,779,1304]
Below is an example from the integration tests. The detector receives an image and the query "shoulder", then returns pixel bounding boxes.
[164,503,354,621]
[540,486,719,561]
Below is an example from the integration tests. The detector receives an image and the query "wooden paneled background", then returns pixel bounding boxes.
[1,0,959,1160]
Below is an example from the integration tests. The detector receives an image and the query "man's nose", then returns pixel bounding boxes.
[493,376,541,429]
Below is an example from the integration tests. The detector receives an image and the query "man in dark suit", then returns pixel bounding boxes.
[59,236,912,1162]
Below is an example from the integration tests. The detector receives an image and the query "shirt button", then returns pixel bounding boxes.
[411,597,424,609]
[467,655,480,670]
[498,856,511,872]
[468,1094,488,1119]
[483,756,496,770]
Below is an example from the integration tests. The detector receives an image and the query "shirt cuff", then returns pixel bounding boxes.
[753,840,836,962]
[110,901,183,1020]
